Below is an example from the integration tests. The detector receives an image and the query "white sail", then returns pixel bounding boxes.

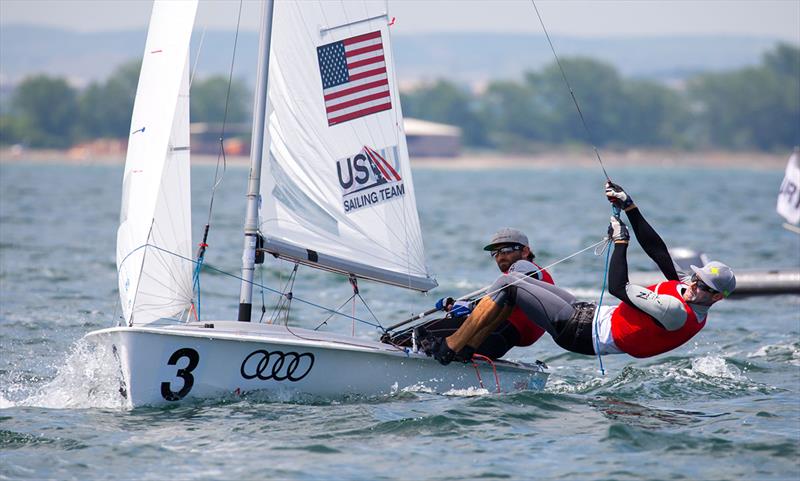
[259,1,436,291]
[117,0,197,326]
[777,149,800,226]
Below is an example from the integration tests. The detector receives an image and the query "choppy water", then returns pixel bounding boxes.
[1,161,799,480]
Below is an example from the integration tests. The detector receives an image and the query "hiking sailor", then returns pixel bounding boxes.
[419,228,554,361]
[423,182,736,364]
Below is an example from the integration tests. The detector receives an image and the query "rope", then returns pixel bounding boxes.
[383,237,610,334]
[591,205,622,376]
[529,0,610,182]
[474,237,609,302]
[192,0,245,316]
[121,243,385,330]
[471,354,501,393]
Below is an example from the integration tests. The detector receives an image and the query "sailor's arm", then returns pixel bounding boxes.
[609,249,630,303]
[606,217,687,330]
[605,181,679,281]
[625,207,680,281]
[609,241,687,331]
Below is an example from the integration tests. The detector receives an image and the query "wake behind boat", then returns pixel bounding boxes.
[84,0,547,408]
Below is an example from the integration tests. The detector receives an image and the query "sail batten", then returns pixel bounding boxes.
[259,1,436,291]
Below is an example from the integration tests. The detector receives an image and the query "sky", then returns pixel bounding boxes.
[1,0,799,42]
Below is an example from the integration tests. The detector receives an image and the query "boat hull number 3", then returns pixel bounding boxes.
[160,348,199,401]
[160,348,316,401]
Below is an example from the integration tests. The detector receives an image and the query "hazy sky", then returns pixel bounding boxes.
[1,0,799,41]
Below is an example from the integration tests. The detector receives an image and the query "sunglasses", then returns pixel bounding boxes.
[691,274,719,294]
[490,245,524,257]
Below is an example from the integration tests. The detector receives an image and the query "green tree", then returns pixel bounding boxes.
[79,60,141,139]
[190,76,250,124]
[11,75,79,147]
[0,115,30,146]
[689,43,800,150]
[620,79,688,147]
[400,80,488,146]
[531,58,626,146]
[478,79,547,150]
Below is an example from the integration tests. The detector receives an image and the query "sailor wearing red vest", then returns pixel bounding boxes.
[426,182,735,365]
[420,228,554,361]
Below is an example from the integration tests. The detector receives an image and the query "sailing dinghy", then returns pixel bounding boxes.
[85,0,547,408]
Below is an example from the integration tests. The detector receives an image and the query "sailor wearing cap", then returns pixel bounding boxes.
[422,228,555,361]
[424,181,736,365]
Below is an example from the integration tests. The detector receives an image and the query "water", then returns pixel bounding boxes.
[1,161,799,480]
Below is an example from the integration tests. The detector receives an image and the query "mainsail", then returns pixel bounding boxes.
[117,0,197,325]
[259,1,436,291]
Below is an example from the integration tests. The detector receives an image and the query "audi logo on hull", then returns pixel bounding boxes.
[240,349,315,382]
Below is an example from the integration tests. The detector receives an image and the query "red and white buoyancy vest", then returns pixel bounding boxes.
[507,262,554,346]
[610,280,706,358]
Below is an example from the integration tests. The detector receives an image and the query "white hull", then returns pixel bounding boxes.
[85,321,548,408]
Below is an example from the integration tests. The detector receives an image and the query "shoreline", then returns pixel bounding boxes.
[0,147,789,169]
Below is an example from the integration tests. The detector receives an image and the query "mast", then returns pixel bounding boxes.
[238,0,275,322]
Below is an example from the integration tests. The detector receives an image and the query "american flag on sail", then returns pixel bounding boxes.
[317,31,392,126]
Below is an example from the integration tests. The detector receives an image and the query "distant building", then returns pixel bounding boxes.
[190,122,250,156]
[404,118,461,158]
[188,117,462,158]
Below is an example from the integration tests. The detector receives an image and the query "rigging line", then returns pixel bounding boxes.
[529,0,611,182]
[383,236,609,333]
[188,26,206,88]
[314,294,357,331]
[201,0,245,230]
[593,235,613,376]
[137,243,384,329]
[216,0,245,144]
[281,265,299,327]
[258,264,267,323]
[192,0,245,310]
[463,237,609,303]
[355,292,384,330]
[268,262,298,323]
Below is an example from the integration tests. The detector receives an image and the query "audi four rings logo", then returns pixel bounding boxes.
[240,349,315,382]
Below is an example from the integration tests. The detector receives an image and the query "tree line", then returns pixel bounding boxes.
[0,60,251,149]
[1,43,797,151]
[401,43,799,152]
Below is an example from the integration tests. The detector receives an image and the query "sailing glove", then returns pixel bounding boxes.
[608,216,630,244]
[435,297,455,311]
[435,297,472,318]
[605,181,635,211]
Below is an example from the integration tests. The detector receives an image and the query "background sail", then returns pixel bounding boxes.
[117,0,197,325]
[777,149,800,225]
[259,1,436,291]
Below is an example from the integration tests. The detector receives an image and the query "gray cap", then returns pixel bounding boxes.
[690,261,736,297]
[484,228,529,251]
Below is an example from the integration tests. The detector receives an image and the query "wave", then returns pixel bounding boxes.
[546,354,775,401]
[747,340,800,366]
[0,339,127,410]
